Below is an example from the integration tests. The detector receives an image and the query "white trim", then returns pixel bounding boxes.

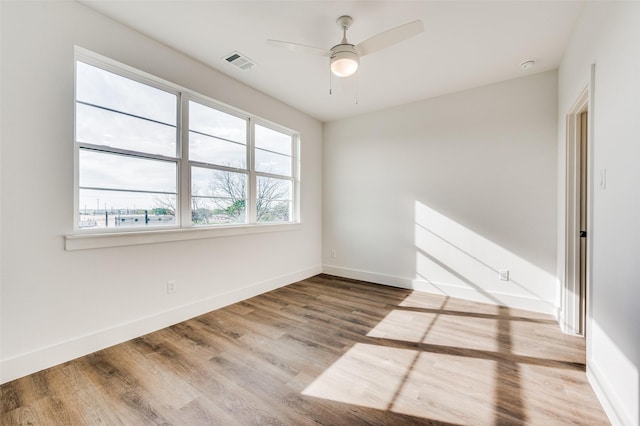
[65,222,302,251]
[322,265,556,315]
[179,93,190,228]
[248,118,257,223]
[293,133,301,222]
[0,265,322,384]
[585,63,597,362]
[587,361,634,426]
[73,59,80,230]
[561,85,590,335]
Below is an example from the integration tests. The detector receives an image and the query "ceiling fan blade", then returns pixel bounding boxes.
[267,39,331,57]
[356,20,424,57]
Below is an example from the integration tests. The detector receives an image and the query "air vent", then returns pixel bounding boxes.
[223,51,256,71]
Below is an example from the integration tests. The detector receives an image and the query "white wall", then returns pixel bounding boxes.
[0,1,322,383]
[323,71,558,314]
[558,3,640,425]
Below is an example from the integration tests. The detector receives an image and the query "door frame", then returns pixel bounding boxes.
[562,84,592,336]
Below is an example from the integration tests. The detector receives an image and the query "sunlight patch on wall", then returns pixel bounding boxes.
[414,201,556,312]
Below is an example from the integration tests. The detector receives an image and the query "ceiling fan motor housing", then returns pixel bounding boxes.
[330,44,359,77]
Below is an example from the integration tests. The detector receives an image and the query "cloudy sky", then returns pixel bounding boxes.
[76,60,292,217]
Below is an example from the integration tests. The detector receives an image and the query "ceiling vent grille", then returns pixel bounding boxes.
[223,51,256,71]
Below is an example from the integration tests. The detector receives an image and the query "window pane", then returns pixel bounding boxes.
[76,103,176,157]
[255,148,292,176]
[79,188,176,229]
[191,197,246,226]
[189,131,246,168]
[189,101,246,144]
[192,167,247,225]
[257,176,292,223]
[255,124,292,155]
[79,150,176,193]
[76,61,176,125]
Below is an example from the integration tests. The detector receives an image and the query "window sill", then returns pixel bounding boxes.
[65,222,302,251]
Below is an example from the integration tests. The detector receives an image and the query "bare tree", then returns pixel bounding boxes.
[256,176,290,222]
[155,171,290,224]
[209,171,246,221]
[211,171,290,222]
[152,194,176,216]
[154,189,211,224]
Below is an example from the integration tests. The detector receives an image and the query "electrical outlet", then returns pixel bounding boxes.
[167,280,177,294]
[498,270,509,281]
[331,249,337,258]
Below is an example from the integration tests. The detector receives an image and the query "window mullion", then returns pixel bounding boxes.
[78,143,177,163]
[189,161,248,174]
[248,119,257,223]
[293,134,300,222]
[179,94,191,228]
[255,171,295,181]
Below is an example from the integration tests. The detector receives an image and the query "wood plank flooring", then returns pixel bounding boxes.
[1,274,609,425]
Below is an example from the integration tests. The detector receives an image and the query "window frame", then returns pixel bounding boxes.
[70,48,301,249]
[252,119,299,223]
[186,96,251,227]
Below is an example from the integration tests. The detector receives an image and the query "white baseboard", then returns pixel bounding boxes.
[322,265,555,315]
[0,265,322,384]
[587,353,636,426]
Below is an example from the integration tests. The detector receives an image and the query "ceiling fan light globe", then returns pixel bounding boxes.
[330,51,359,77]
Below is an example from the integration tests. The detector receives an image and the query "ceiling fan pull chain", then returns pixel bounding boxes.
[329,62,333,95]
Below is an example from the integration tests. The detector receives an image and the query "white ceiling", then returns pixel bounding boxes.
[79,1,584,122]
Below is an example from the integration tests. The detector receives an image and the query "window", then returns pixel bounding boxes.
[76,61,179,229]
[74,51,299,234]
[189,100,248,226]
[254,124,295,223]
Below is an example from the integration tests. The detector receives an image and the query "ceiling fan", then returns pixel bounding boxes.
[268,15,424,78]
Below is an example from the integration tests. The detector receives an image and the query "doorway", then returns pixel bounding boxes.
[562,87,590,336]
[578,110,588,334]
